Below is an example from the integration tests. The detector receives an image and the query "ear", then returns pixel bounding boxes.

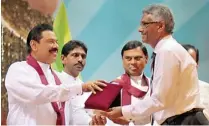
[145,55,148,64]
[30,40,38,52]
[157,21,165,33]
[61,55,66,64]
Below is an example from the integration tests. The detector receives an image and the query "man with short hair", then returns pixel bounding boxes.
[104,4,209,125]
[5,24,105,125]
[59,40,107,125]
[108,40,151,126]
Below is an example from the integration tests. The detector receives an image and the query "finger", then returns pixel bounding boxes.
[96,115,103,125]
[89,85,96,94]
[92,84,103,92]
[92,115,99,125]
[95,81,107,87]
[101,116,107,124]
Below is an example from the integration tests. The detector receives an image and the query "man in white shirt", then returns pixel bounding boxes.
[96,40,151,126]
[59,40,107,125]
[5,24,106,125]
[103,4,209,125]
[182,44,209,119]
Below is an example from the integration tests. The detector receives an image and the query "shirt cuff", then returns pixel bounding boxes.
[122,105,133,121]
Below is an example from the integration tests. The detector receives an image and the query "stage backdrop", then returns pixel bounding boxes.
[61,0,209,82]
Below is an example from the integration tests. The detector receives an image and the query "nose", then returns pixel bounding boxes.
[130,58,136,64]
[53,42,59,48]
[138,25,143,33]
[78,55,83,61]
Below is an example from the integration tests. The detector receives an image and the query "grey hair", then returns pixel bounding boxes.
[143,4,175,34]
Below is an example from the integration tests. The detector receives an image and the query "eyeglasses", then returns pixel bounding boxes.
[140,21,159,28]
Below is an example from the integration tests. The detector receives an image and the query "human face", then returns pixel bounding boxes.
[122,47,148,76]
[138,13,162,46]
[62,47,87,77]
[30,30,58,64]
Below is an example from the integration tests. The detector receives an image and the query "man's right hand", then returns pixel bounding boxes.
[82,80,107,94]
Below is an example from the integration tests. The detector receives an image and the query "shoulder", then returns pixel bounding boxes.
[7,61,31,74]
[158,39,196,65]
[199,80,209,87]
[5,61,40,85]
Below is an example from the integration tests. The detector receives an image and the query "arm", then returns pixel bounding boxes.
[122,50,180,120]
[5,62,82,105]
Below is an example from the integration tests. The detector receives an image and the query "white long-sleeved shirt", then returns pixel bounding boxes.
[58,71,92,125]
[122,36,202,124]
[5,61,82,125]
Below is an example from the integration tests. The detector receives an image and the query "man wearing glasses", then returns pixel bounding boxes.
[103,4,209,125]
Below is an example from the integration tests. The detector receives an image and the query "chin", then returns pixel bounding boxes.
[48,59,56,64]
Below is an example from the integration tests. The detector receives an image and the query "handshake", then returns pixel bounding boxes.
[81,80,128,125]
[89,108,129,125]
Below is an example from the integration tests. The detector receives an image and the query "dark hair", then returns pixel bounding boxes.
[26,24,53,53]
[182,44,199,64]
[121,40,148,57]
[61,40,88,56]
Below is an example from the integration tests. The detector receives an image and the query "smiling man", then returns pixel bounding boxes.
[106,40,151,126]
[5,24,105,125]
[104,4,209,125]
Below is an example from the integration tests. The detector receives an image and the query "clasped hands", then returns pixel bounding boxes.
[92,107,129,125]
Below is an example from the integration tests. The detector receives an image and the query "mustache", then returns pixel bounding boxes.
[74,62,84,67]
[49,48,58,52]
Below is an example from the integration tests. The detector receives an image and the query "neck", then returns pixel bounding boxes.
[126,72,143,77]
[151,33,171,48]
[63,68,77,78]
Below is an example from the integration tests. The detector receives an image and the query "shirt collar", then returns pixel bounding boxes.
[37,61,50,72]
[154,35,173,53]
[61,71,77,81]
[130,73,143,81]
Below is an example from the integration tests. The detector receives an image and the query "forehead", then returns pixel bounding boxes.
[188,49,197,58]
[68,47,86,54]
[141,13,155,22]
[123,47,145,56]
[41,30,57,40]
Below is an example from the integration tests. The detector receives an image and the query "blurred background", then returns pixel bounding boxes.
[1,0,209,124]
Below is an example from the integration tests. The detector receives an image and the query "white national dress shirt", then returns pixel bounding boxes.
[122,35,202,124]
[5,61,82,125]
[57,71,92,125]
[107,74,151,126]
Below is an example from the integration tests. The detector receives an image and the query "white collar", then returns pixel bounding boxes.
[61,71,77,81]
[154,35,173,53]
[37,61,50,72]
[130,73,143,81]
